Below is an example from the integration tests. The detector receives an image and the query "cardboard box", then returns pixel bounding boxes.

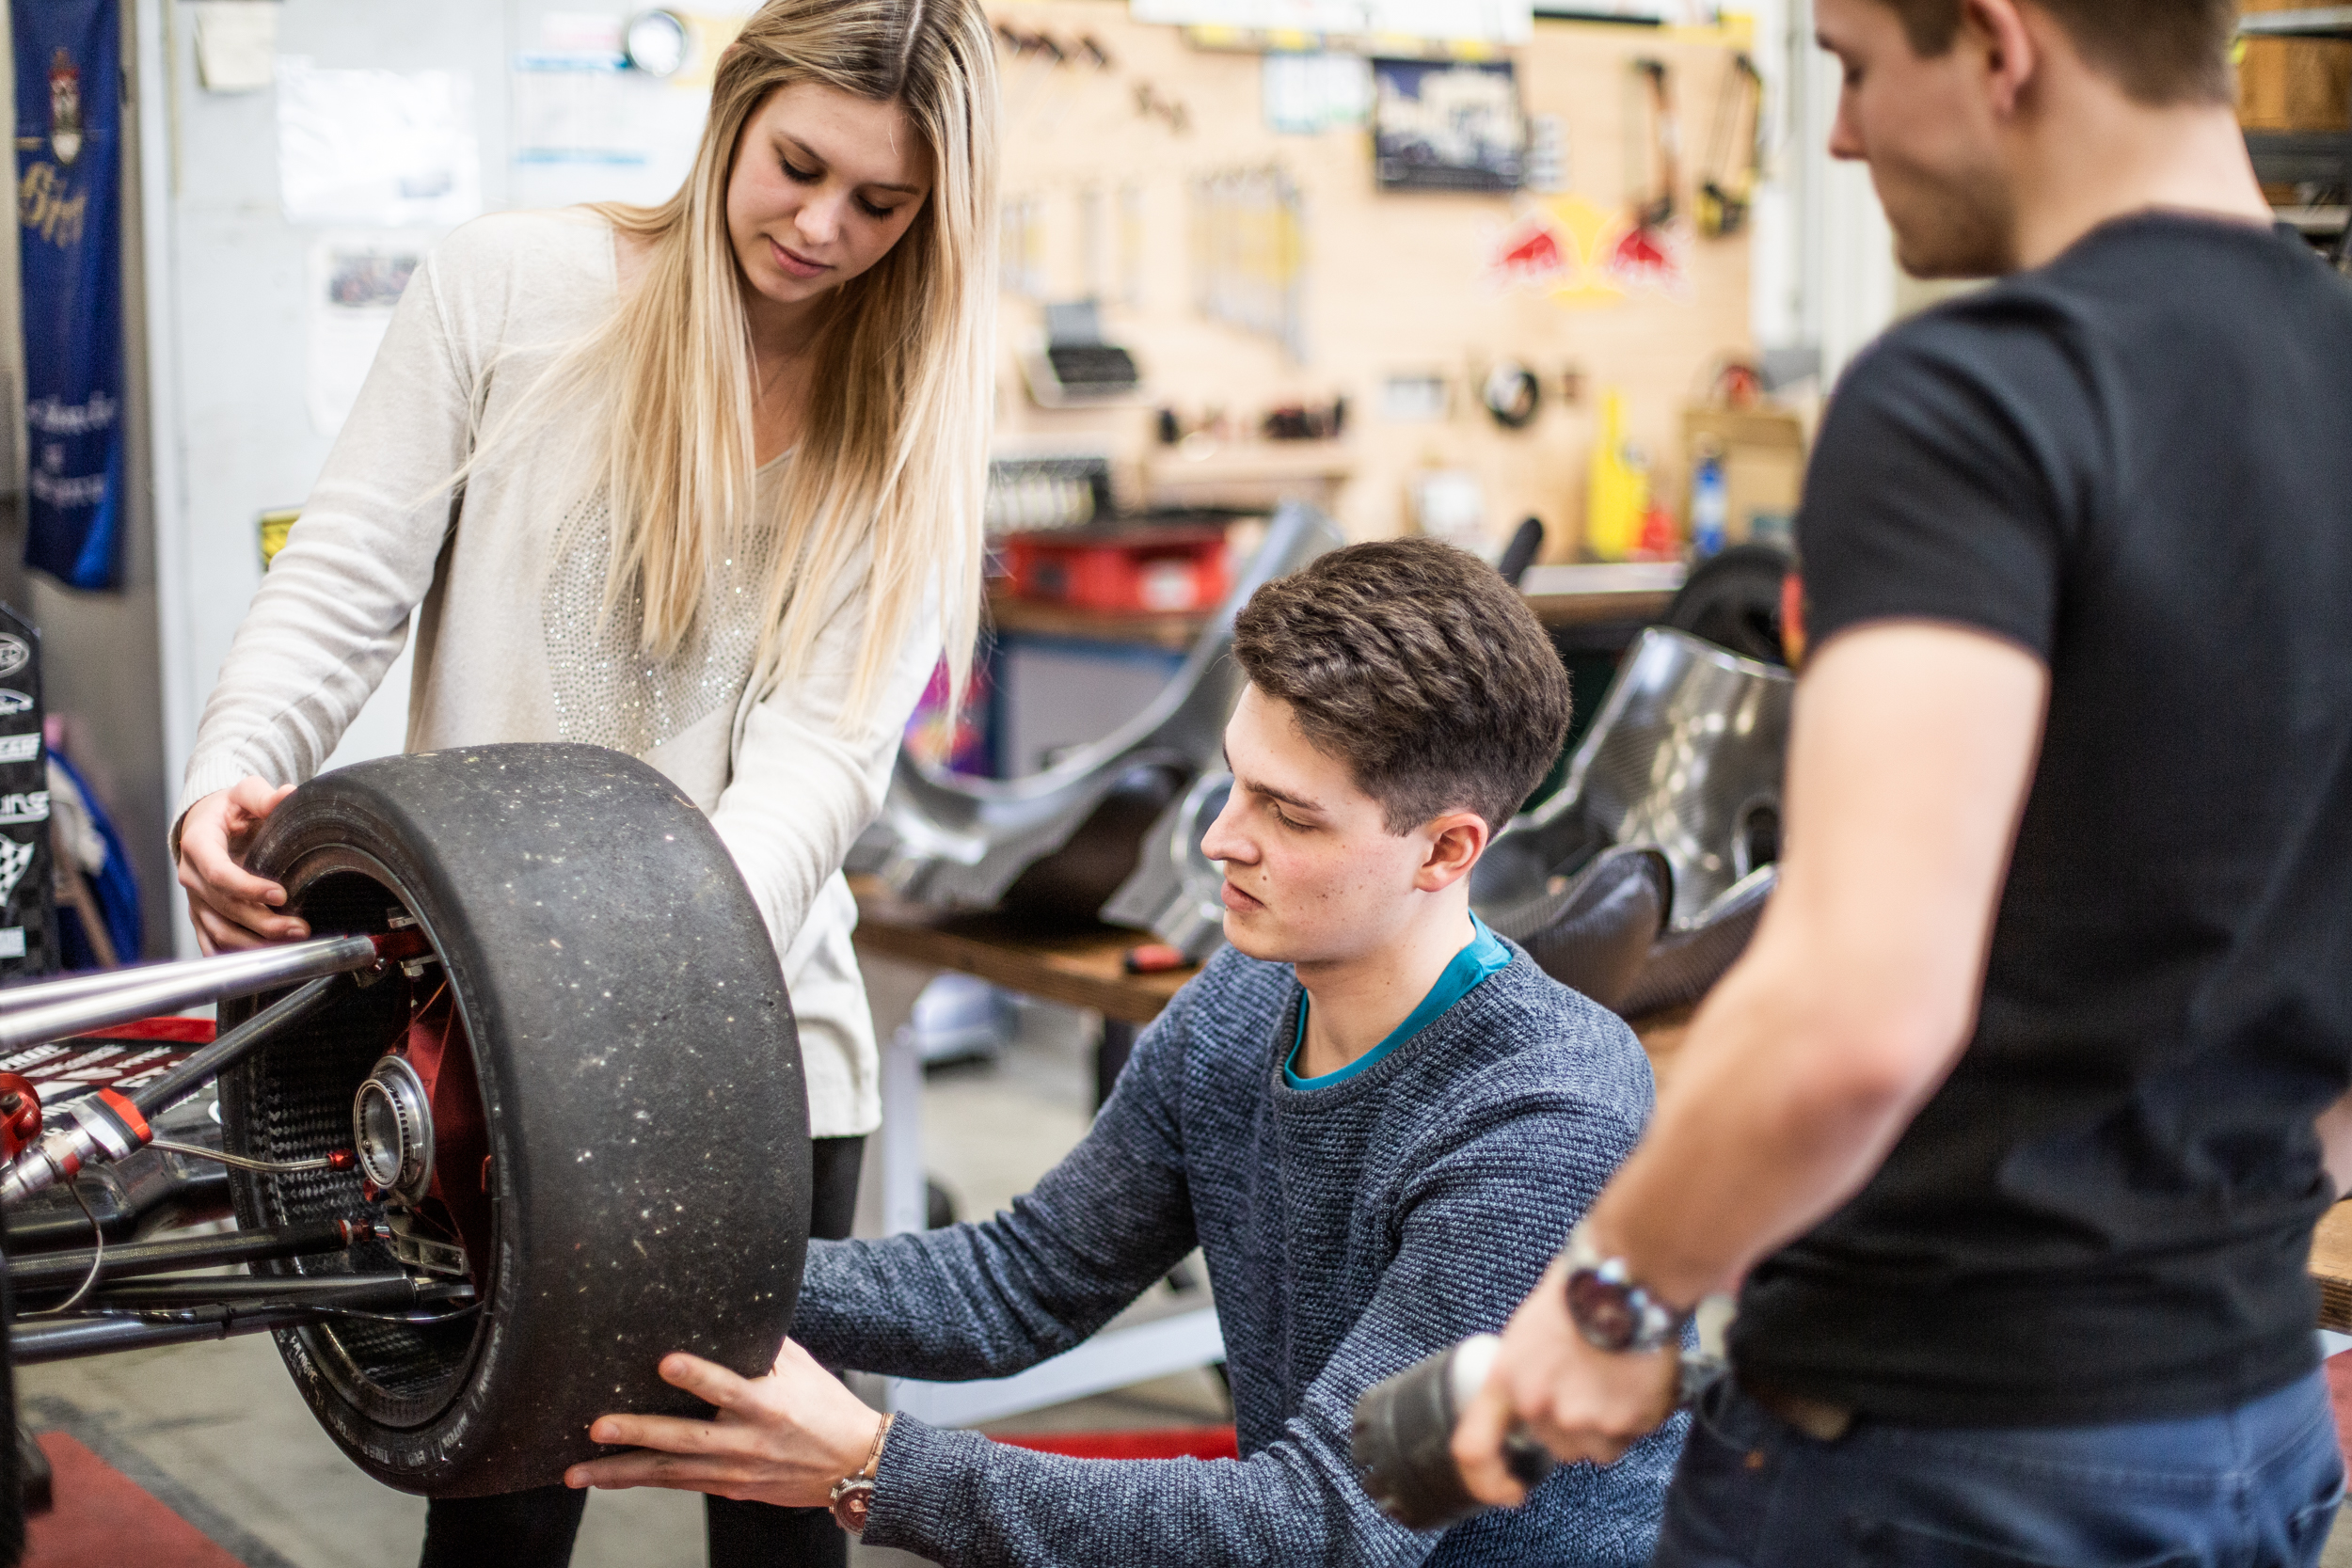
[1683,407,1807,549]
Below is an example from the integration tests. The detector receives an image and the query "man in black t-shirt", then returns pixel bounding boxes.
[1451,1,2352,1564]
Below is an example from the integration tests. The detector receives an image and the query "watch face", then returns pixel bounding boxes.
[832,1482,874,1533]
[1565,1268,1641,1352]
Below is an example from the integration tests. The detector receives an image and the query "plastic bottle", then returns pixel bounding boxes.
[1691,446,1728,559]
[1586,392,1641,561]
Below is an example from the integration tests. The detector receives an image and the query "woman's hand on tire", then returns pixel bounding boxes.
[176,778,307,952]
[564,1340,882,1509]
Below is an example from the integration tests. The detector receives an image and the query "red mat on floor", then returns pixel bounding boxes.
[22,1433,242,1568]
[995,1425,1239,1461]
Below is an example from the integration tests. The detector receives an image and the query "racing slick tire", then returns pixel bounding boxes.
[218,743,808,1497]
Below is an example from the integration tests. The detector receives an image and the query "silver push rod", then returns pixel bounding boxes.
[0,934,385,1052]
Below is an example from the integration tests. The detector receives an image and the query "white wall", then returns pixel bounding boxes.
[140,0,521,952]
[1739,0,1900,385]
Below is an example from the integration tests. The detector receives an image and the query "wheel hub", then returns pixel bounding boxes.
[354,1054,434,1204]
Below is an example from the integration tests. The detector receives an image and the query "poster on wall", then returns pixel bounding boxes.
[13,0,125,591]
[276,61,482,229]
[1373,59,1524,193]
[306,236,426,436]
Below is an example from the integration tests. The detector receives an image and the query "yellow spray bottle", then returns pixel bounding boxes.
[1586,390,1647,561]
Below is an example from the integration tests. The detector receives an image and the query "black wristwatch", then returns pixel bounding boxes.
[1561,1221,1692,1354]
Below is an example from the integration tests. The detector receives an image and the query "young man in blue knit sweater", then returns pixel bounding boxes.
[568,539,1685,1565]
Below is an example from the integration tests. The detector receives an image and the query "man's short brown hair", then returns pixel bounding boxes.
[1232,538,1571,834]
[1876,0,2234,105]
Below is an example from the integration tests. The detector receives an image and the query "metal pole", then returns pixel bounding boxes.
[10,1303,319,1365]
[7,1215,363,1292]
[0,933,381,1016]
[0,932,402,1050]
[84,1273,470,1311]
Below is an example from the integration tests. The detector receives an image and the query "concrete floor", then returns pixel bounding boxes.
[16,990,1228,1568]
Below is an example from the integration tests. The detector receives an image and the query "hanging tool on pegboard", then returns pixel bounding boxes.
[1626,57,1680,231]
[1697,54,1765,240]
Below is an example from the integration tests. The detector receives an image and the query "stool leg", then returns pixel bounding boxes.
[1095,1019,1137,1111]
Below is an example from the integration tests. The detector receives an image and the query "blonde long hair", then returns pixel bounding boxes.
[501,0,997,718]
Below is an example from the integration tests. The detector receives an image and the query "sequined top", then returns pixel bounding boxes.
[181,209,943,1136]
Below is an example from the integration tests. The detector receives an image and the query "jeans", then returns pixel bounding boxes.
[1651,1370,2345,1568]
[419,1135,868,1568]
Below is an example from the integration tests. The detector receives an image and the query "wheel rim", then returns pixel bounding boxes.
[228,845,497,1431]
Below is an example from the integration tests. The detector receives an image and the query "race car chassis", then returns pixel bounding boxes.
[0,930,475,1366]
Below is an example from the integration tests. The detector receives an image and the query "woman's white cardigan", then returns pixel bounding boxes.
[181,209,941,1138]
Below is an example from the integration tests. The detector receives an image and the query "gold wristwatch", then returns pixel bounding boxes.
[829,1413,895,1534]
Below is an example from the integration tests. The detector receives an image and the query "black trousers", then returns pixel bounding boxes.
[419,1136,868,1568]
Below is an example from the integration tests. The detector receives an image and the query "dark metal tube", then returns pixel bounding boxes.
[85,1273,469,1311]
[0,934,384,1046]
[126,973,349,1118]
[8,1304,320,1365]
[7,1217,359,1291]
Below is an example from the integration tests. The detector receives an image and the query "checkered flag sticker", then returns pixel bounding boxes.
[0,834,36,904]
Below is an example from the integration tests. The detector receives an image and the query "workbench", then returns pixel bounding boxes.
[2312,1202,2352,1338]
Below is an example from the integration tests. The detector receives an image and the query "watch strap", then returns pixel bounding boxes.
[829,1412,895,1534]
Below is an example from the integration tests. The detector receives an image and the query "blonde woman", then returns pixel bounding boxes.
[171,3,996,1562]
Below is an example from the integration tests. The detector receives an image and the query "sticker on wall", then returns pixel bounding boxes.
[1484,195,1691,307]
[1485,197,1623,307]
[1606,219,1692,300]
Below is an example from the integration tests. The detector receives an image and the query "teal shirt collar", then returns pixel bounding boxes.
[1284,914,1512,1091]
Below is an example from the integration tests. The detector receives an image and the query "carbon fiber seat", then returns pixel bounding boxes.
[1472,627,1793,1015]
[850,501,1345,919]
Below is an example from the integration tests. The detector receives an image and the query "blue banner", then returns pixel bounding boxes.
[15,0,123,591]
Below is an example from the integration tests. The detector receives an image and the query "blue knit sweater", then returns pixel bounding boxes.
[795,941,1685,1566]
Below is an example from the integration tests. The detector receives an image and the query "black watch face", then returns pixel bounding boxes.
[1565,1269,1640,1351]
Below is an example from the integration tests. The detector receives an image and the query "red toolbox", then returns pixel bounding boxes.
[1004,523,1231,614]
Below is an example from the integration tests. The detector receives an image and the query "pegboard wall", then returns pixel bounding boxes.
[986,1,1759,557]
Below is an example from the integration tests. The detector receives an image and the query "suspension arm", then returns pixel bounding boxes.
[77,1272,473,1312]
[4,973,349,1209]
[12,1304,329,1366]
[5,1216,368,1293]
[0,928,425,1048]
